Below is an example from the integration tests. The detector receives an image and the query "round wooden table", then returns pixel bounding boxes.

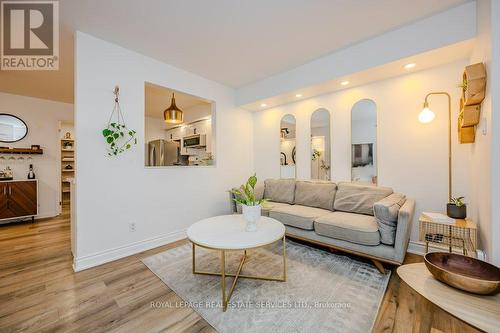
[397,263,500,332]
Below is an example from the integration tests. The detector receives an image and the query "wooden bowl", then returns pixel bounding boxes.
[424,252,500,295]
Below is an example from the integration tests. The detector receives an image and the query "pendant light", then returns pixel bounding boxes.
[164,93,183,124]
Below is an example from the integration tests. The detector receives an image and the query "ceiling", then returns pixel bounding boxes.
[244,39,474,111]
[0,0,469,104]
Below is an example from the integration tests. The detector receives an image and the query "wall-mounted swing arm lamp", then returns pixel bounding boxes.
[418,91,452,201]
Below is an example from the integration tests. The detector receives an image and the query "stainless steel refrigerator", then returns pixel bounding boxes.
[148,139,179,166]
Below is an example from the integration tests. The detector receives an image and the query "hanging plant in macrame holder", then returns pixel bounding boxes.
[102,86,137,156]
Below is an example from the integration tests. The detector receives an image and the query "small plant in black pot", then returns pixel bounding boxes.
[447,196,467,219]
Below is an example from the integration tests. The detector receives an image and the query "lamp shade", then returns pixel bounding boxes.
[164,93,183,124]
[418,106,435,123]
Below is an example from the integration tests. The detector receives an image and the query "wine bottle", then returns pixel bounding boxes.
[27,164,35,179]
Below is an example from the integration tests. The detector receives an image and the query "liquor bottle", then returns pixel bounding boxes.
[27,164,36,179]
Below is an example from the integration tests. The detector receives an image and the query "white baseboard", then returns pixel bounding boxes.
[73,229,187,272]
[407,240,486,260]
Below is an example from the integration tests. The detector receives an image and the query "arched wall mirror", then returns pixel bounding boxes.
[0,114,28,143]
[310,108,331,180]
[280,114,296,178]
[351,99,377,184]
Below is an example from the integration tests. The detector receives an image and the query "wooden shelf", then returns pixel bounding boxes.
[61,149,74,152]
[62,159,75,162]
[62,170,74,172]
[61,139,74,142]
[0,148,43,155]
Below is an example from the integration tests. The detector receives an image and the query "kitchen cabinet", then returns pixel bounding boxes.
[0,180,38,221]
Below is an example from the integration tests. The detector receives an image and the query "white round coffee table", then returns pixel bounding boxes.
[187,214,286,311]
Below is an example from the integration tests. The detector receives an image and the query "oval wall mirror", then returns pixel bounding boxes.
[280,114,296,178]
[0,114,28,143]
[351,99,377,184]
[310,108,331,180]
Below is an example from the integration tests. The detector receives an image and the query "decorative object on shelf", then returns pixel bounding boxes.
[64,164,73,170]
[230,174,267,232]
[64,132,72,139]
[62,141,73,150]
[419,213,477,256]
[0,114,28,143]
[458,63,487,143]
[424,252,500,295]
[447,196,466,219]
[31,145,40,150]
[0,147,43,155]
[0,166,13,181]
[27,164,36,179]
[163,93,184,124]
[311,149,321,161]
[418,91,453,201]
[102,86,137,156]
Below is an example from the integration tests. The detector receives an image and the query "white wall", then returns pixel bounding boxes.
[254,60,471,244]
[491,0,500,267]
[468,0,493,262]
[74,32,253,270]
[145,116,167,143]
[0,92,73,219]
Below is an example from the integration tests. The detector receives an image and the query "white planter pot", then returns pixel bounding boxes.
[242,204,261,232]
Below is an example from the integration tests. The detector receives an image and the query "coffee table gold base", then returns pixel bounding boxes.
[191,236,287,311]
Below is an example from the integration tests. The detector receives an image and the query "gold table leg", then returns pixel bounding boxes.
[191,237,287,312]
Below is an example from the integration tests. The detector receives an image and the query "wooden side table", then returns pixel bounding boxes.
[419,214,477,256]
[398,263,500,333]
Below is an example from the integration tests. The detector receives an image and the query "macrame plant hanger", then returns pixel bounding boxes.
[102,86,137,156]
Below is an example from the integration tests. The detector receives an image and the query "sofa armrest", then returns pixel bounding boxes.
[393,198,416,263]
[229,191,237,213]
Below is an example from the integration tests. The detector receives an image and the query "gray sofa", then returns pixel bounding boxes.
[230,179,415,272]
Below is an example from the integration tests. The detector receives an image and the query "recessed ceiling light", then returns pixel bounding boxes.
[404,63,416,69]
[341,81,350,86]
[260,103,267,107]
[295,94,303,98]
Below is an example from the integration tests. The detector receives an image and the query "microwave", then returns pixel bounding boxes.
[183,134,206,148]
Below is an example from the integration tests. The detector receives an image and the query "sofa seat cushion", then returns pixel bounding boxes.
[294,181,337,211]
[374,193,406,245]
[237,201,290,216]
[264,179,296,204]
[334,182,393,215]
[314,211,380,246]
[269,205,331,230]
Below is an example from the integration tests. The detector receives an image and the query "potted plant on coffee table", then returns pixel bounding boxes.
[447,196,467,219]
[230,174,267,232]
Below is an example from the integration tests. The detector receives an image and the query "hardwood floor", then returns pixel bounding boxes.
[0,209,481,333]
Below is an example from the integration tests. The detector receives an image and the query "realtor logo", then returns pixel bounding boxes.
[1,0,59,70]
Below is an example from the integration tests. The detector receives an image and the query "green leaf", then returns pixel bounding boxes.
[102,129,111,137]
[113,133,119,139]
[120,132,124,137]
[106,136,114,144]
[248,173,257,189]
[126,144,131,149]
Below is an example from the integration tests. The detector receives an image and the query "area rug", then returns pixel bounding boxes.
[143,240,390,333]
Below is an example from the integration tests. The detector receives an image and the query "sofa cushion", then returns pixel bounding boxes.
[264,179,296,204]
[254,182,265,201]
[269,205,331,230]
[294,181,337,211]
[333,182,393,215]
[314,211,380,246]
[236,201,290,216]
[373,193,406,245]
